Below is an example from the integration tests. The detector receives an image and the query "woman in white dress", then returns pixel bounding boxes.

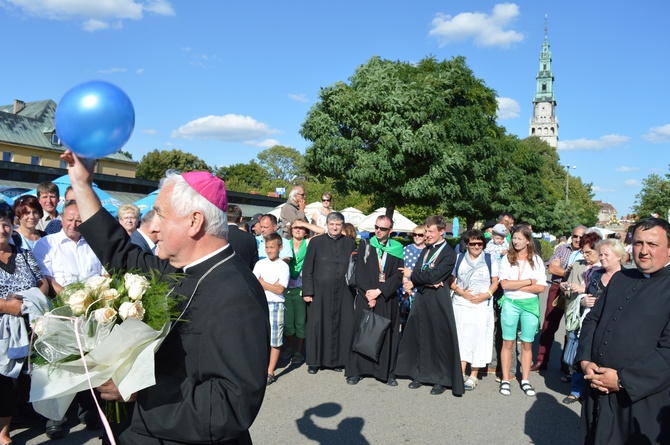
[310,192,332,230]
[450,229,498,391]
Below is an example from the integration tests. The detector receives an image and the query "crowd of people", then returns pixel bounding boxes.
[1,158,669,444]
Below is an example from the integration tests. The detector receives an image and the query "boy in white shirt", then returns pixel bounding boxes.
[253,232,290,385]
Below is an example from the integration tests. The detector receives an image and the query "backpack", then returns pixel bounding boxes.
[454,252,493,279]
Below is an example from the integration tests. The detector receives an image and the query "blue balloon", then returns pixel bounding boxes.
[55,81,135,159]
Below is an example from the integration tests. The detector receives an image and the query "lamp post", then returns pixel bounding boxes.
[565,164,576,201]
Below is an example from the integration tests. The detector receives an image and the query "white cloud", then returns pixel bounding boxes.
[649,168,664,173]
[246,139,281,148]
[97,67,127,74]
[642,123,670,143]
[559,134,630,151]
[592,186,616,193]
[83,19,109,31]
[4,0,174,31]
[615,166,640,172]
[136,68,144,74]
[496,97,520,119]
[288,93,309,103]
[624,179,641,188]
[429,3,524,49]
[171,115,281,145]
[141,129,157,135]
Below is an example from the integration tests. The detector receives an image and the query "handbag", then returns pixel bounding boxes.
[351,306,391,362]
[563,329,579,366]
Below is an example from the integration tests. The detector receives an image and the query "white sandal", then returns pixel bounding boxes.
[464,376,477,391]
[521,382,536,397]
[499,381,511,396]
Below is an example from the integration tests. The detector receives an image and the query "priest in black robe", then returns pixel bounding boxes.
[302,212,356,373]
[577,217,670,445]
[63,151,270,445]
[396,215,464,396]
[345,215,403,386]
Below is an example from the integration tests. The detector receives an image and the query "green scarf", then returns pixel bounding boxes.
[289,238,308,279]
[369,236,404,260]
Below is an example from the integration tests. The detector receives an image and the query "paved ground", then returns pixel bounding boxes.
[11,282,582,444]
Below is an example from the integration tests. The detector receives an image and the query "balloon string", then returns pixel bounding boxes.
[44,314,117,445]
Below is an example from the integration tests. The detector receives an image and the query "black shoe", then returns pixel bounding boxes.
[386,377,398,387]
[346,376,362,385]
[81,416,102,431]
[430,384,447,395]
[408,380,422,389]
[307,366,318,374]
[46,425,66,439]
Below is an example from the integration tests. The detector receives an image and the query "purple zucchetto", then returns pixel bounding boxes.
[182,171,228,212]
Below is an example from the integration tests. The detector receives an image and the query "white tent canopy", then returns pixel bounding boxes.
[340,207,367,227]
[357,208,418,233]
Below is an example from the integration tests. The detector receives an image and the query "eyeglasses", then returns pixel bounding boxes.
[412,233,425,237]
[374,225,391,232]
[321,199,331,202]
[468,242,484,247]
[583,249,596,255]
[572,234,582,239]
[297,193,305,196]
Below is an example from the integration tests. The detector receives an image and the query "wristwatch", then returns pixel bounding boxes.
[617,378,624,389]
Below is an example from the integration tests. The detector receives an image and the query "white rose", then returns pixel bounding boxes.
[68,289,93,315]
[32,316,47,336]
[86,276,112,292]
[118,301,145,321]
[93,307,117,325]
[124,274,150,301]
[101,288,120,303]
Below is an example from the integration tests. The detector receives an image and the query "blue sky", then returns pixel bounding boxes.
[2,0,668,217]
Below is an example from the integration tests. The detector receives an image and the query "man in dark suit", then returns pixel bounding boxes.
[130,210,158,254]
[226,204,259,269]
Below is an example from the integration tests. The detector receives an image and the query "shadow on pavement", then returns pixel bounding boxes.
[525,392,580,445]
[296,402,369,445]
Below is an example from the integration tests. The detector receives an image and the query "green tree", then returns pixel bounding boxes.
[136,149,211,181]
[634,166,670,218]
[301,55,501,221]
[257,145,304,182]
[214,160,269,191]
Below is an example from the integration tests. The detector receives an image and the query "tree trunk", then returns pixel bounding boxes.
[385,204,395,220]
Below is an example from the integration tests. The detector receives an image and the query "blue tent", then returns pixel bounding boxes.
[133,189,159,216]
[0,194,14,207]
[23,175,122,217]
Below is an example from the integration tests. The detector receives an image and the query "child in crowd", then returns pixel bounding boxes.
[485,224,509,264]
[253,232,290,385]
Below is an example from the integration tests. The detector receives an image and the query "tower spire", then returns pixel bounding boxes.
[529,15,558,148]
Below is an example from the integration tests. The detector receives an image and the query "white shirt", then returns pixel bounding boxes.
[253,257,290,303]
[32,230,106,287]
[452,254,499,310]
[498,254,547,300]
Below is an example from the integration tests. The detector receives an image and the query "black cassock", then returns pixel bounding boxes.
[396,241,464,396]
[576,266,670,445]
[302,233,356,369]
[79,210,270,445]
[345,241,403,382]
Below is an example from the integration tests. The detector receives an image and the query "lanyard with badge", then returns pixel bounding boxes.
[377,248,388,282]
[422,242,447,270]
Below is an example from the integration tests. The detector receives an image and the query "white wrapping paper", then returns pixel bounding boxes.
[30,317,169,420]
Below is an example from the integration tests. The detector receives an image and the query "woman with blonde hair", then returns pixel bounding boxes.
[117,204,140,235]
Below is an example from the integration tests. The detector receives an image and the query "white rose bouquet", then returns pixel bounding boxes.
[29,270,182,422]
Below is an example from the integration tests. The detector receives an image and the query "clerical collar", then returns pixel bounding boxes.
[427,239,446,248]
[184,244,230,271]
[327,232,342,240]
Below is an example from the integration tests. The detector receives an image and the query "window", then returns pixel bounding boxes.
[2,152,12,162]
[542,83,547,92]
[531,128,536,135]
[60,160,68,169]
[51,133,61,145]
[31,156,41,166]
